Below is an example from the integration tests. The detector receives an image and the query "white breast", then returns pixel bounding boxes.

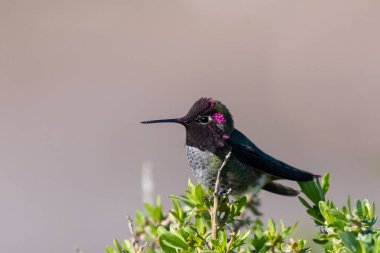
[185,146,215,181]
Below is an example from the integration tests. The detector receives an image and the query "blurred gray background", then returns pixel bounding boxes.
[1,1,380,252]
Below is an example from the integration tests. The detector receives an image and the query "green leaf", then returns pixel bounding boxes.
[159,236,177,253]
[194,214,206,237]
[339,231,361,253]
[135,211,145,226]
[156,196,162,206]
[195,184,205,206]
[239,229,251,241]
[319,201,333,224]
[159,232,190,250]
[356,199,363,217]
[286,222,298,237]
[105,246,116,253]
[267,218,277,237]
[235,196,247,213]
[113,239,123,253]
[169,195,195,207]
[251,234,266,251]
[157,226,168,235]
[298,178,324,205]
[321,172,330,197]
[313,238,328,244]
[188,179,195,190]
[372,236,380,253]
[298,196,312,209]
[347,196,352,214]
[372,201,376,220]
[171,199,185,222]
[123,240,133,252]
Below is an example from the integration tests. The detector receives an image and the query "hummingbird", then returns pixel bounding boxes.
[141,98,318,196]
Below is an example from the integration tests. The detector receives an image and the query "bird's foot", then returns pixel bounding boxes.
[218,188,232,197]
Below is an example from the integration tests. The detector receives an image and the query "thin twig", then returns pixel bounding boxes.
[126,214,138,252]
[127,214,146,253]
[187,223,212,250]
[211,151,232,240]
[225,223,236,252]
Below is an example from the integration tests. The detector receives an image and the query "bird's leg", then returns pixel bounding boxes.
[207,188,230,203]
[218,188,232,197]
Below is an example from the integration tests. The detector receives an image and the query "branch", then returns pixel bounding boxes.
[211,151,232,240]
[188,224,212,250]
[126,214,146,253]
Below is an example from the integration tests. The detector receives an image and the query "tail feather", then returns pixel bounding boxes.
[262,182,299,196]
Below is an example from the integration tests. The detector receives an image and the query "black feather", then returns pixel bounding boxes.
[227,129,316,181]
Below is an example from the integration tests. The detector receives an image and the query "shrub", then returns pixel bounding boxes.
[106,173,379,253]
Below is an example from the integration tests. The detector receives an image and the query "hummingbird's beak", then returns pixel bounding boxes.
[141,118,180,124]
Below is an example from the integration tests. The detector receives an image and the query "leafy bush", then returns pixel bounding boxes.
[299,174,380,252]
[106,173,379,253]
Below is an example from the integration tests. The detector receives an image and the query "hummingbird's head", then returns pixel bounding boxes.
[142,97,234,152]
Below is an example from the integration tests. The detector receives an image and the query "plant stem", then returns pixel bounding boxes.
[127,214,145,253]
[211,151,232,240]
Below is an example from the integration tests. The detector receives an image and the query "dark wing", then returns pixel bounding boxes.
[227,129,316,181]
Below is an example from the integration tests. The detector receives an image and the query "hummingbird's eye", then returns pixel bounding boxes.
[198,116,211,124]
